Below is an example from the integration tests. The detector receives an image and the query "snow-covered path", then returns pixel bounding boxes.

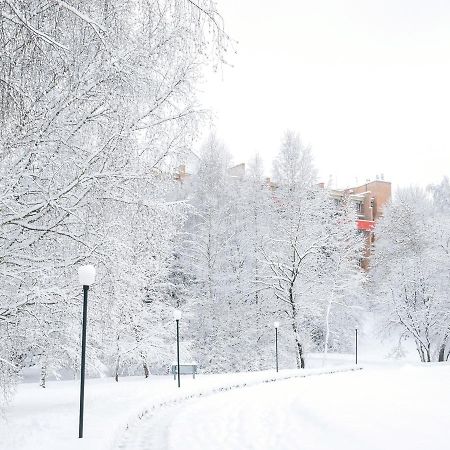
[119,365,450,450]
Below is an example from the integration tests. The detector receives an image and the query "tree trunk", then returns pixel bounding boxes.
[143,361,149,378]
[323,298,333,367]
[254,278,263,370]
[115,334,120,382]
[416,342,432,362]
[438,335,448,362]
[422,339,432,362]
[289,287,305,369]
[415,340,426,362]
[295,335,305,369]
[115,361,120,382]
[40,363,47,388]
[438,344,446,362]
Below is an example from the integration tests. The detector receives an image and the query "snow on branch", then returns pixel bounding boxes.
[55,0,107,47]
[4,1,68,50]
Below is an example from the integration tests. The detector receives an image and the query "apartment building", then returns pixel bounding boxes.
[330,179,392,269]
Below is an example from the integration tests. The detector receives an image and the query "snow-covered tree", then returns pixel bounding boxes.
[371,186,450,362]
[321,198,365,360]
[0,0,227,402]
[261,130,364,368]
[183,135,236,371]
[239,154,277,369]
[428,177,450,360]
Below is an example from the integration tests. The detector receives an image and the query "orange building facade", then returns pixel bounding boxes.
[330,180,392,269]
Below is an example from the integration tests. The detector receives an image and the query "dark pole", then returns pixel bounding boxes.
[79,285,89,438]
[355,328,358,365]
[275,327,279,372]
[176,319,181,388]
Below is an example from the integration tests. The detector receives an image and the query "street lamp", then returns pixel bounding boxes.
[78,264,96,439]
[273,321,280,372]
[174,309,182,388]
[355,327,358,365]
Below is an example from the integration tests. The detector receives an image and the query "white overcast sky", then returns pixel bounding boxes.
[197,0,450,189]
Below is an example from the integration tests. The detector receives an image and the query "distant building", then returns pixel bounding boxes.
[175,162,391,269]
[330,180,392,269]
[174,164,191,183]
[174,163,246,182]
[227,163,246,179]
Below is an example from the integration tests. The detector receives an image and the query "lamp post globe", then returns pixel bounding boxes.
[173,309,182,321]
[77,264,96,439]
[78,264,96,286]
[273,321,280,329]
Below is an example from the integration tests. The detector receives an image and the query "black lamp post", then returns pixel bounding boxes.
[77,265,96,439]
[355,327,358,365]
[174,309,182,388]
[274,321,280,372]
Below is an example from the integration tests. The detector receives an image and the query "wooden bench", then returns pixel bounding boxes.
[171,364,197,379]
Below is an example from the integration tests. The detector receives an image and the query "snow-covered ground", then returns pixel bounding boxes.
[0,359,356,450]
[3,356,450,450]
[2,318,436,450]
[121,363,450,450]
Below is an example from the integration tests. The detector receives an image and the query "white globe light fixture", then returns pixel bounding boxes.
[78,265,96,286]
[173,309,182,321]
[273,321,280,329]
